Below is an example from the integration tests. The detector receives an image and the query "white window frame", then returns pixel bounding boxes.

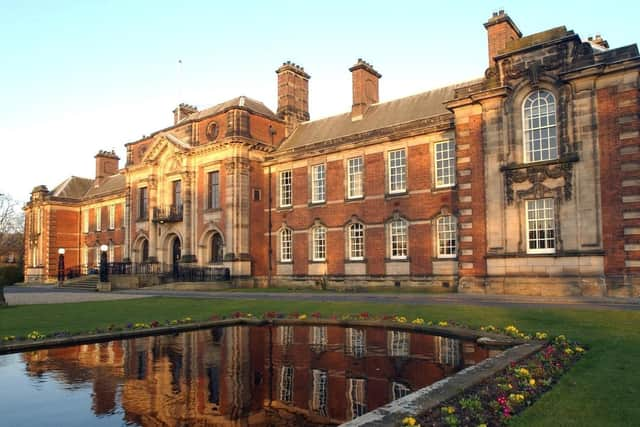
[279,365,294,403]
[310,326,327,350]
[523,90,558,163]
[95,207,101,231]
[311,369,328,416]
[389,219,408,259]
[94,246,101,266]
[347,157,364,199]
[388,330,410,357]
[346,328,366,358]
[434,140,456,188]
[280,228,292,262]
[392,382,411,400]
[278,326,294,346]
[312,226,326,261]
[108,205,115,230]
[279,170,292,207]
[388,149,407,194]
[525,198,556,254]
[436,215,457,258]
[108,242,115,262]
[348,223,365,261]
[435,336,461,366]
[347,378,367,419]
[311,164,326,203]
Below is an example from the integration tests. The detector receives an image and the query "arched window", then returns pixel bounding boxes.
[141,239,149,262]
[280,228,292,262]
[389,219,408,259]
[523,90,557,163]
[210,233,223,263]
[348,223,365,260]
[312,226,326,262]
[436,215,457,258]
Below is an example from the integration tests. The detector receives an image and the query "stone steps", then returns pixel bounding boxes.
[60,275,99,291]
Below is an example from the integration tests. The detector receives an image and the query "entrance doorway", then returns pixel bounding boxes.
[211,233,223,264]
[171,236,181,277]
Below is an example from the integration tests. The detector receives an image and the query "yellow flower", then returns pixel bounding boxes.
[535,332,548,340]
[529,379,536,386]
[402,416,417,426]
[437,321,448,327]
[441,406,455,414]
[564,348,574,355]
[509,393,525,404]
[298,314,307,320]
[412,318,425,325]
[395,316,407,323]
[574,346,585,353]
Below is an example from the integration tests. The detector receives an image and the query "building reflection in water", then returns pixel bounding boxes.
[20,325,491,426]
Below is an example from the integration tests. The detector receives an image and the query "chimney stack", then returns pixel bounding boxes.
[588,34,609,51]
[173,103,198,125]
[349,58,381,121]
[484,10,522,68]
[276,61,310,136]
[95,150,120,185]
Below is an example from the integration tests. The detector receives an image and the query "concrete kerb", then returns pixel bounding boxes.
[340,342,544,427]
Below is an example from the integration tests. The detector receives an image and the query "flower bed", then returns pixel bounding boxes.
[410,334,586,427]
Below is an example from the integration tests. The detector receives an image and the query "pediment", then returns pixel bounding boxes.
[141,133,190,164]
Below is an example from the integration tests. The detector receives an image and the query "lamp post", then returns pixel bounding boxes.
[57,248,65,287]
[99,244,109,283]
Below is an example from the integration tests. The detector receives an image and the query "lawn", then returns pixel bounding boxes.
[1,297,638,426]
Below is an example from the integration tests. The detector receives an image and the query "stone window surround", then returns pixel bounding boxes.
[522,89,558,163]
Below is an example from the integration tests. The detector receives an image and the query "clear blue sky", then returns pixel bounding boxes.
[1,0,638,203]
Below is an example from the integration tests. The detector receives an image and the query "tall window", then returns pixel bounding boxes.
[310,326,327,351]
[388,331,410,357]
[173,180,182,209]
[347,378,367,419]
[348,223,364,260]
[523,90,557,163]
[280,228,292,262]
[435,336,462,366]
[311,164,326,203]
[279,366,294,403]
[208,171,220,209]
[311,370,329,416]
[108,242,114,262]
[108,205,116,230]
[312,226,326,261]
[278,326,294,346]
[280,170,292,207]
[346,328,366,358]
[388,149,407,193]
[82,211,89,233]
[95,208,101,231]
[389,219,408,259]
[210,233,223,263]
[526,199,555,254]
[347,157,364,199]
[138,187,148,220]
[437,216,457,258]
[434,140,455,188]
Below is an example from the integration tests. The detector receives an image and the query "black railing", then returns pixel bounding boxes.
[63,261,230,282]
[152,205,183,223]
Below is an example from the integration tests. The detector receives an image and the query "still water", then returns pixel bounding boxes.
[0,324,491,426]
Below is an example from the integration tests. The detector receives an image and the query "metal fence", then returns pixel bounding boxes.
[63,262,230,282]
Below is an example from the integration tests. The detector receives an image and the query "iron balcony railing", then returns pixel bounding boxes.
[152,205,183,223]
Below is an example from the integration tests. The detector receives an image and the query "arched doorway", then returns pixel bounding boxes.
[141,239,149,262]
[171,236,181,277]
[211,232,223,264]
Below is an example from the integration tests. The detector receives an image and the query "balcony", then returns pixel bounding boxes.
[153,205,183,223]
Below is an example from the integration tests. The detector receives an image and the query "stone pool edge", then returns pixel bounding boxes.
[340,341,544,427]
[0,317,522,355]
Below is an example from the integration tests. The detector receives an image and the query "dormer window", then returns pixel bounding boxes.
[523,90,557,163]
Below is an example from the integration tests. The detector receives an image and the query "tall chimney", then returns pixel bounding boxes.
[349,58,381,121]
[95,150,120,186]
[276,61,310,136]
[484,10,522,68]
[173,103,198,125]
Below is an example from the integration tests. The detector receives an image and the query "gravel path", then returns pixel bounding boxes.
[5,286,150,305]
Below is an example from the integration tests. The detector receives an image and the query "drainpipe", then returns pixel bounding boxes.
[268,125,275,288]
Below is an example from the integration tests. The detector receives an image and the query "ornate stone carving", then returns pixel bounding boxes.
[502,156,577,204]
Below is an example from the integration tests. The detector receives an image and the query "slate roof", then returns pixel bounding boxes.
[49,174,126,201]
[50,176,94,199]
[277,79,481,152]
[191,96,278,120]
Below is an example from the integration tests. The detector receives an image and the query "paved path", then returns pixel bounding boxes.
[6,286,639,311]
[4,286,150,305]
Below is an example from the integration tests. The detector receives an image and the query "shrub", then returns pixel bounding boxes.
[0,265,23,286]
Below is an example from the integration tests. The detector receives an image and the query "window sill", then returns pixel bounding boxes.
[345,258,366,263]
[278,261,293,265]
[345,195,365,202]
[204,208,222,213]
[500,152,579,171]
[277,205,293,212]
[309,259,327,264]
[385,191,408,200]
[308,201,326,207]
[385,257,410,262]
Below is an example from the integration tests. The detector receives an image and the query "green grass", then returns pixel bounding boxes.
[1,297,638,426]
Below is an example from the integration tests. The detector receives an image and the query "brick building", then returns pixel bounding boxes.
[24,12,640,296]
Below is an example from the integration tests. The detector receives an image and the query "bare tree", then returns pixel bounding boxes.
[0,193,24,306]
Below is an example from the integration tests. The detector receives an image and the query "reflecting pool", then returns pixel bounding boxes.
[0,324,492,426]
